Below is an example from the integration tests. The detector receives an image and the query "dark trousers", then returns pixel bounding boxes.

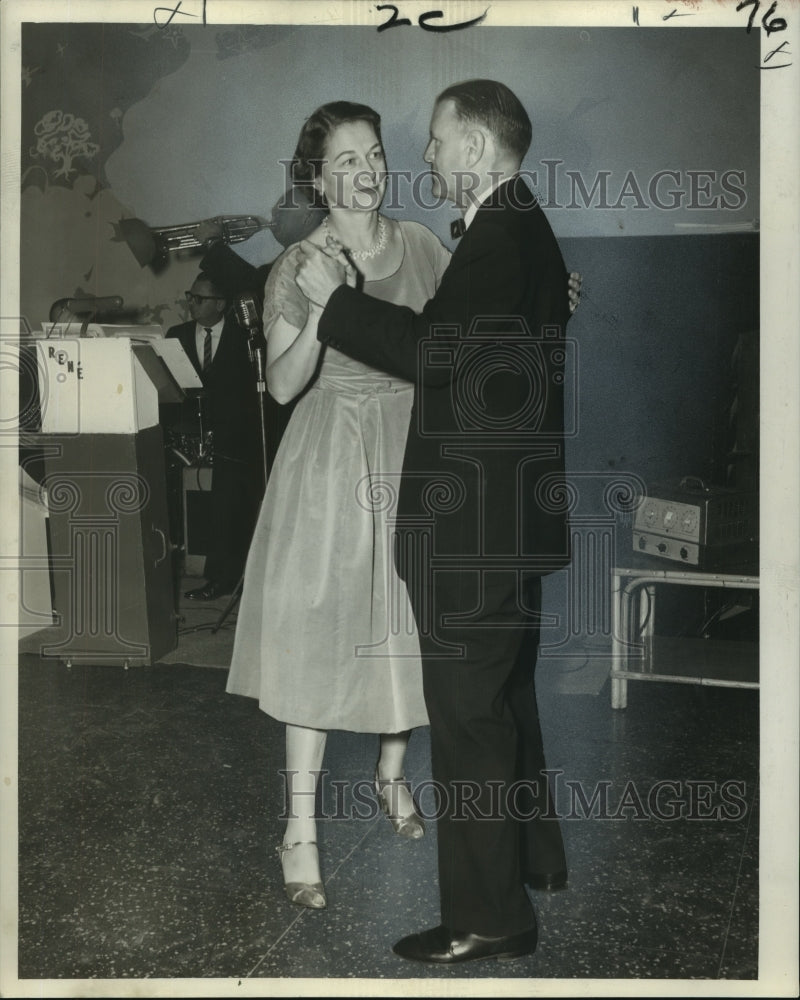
[203,454,263,590]
[409,568,565,936]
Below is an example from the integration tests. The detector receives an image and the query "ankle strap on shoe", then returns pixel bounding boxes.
[376,775,410,789]
[276,840,318,855]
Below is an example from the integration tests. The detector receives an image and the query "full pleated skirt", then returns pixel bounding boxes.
[226,370,428,733]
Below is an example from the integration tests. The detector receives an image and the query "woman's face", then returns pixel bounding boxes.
[314,120,387,211]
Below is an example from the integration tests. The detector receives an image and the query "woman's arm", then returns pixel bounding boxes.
[265,302,324,405]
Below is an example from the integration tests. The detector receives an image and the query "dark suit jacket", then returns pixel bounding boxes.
[318,176,571,572]
[197,245,296,468]
[165,315,262,463]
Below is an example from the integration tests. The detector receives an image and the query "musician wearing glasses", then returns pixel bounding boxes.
[164,272,264,601]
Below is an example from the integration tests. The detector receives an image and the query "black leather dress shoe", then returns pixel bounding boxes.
[525,869,568,892]
[392,924,537,965]
[184,581,229,601]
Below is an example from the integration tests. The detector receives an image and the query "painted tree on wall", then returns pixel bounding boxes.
[21,23,190,191]
[20,22,194,328]
[30,110,100,180]
[19,21,295,329]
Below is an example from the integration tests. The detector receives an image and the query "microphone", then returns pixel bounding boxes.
[234,295,262,332]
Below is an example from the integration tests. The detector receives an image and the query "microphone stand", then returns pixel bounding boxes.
[248,331,270,490]
[212,313,269,634]
[196,395,206,459]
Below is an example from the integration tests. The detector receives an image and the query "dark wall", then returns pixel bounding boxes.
[562,232,758,492]
[535,231,759,648]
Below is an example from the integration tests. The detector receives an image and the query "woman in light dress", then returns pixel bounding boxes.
[226,102,451,908]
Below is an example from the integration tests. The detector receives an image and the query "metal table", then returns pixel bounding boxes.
[610,562,759,709]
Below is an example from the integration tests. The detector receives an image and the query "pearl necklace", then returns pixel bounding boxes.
[322,215,388,261]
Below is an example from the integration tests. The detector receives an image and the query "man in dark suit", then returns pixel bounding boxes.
[196,241,302,471]
[297,79,572,965]
[165,272,264,599]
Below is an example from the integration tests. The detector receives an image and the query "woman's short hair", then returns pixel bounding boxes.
[291,101,383,202]
[436,79,532,163]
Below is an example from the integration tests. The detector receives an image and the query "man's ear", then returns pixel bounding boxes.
[464,128,485,169]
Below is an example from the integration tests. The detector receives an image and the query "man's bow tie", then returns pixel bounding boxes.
[450,218,466,240]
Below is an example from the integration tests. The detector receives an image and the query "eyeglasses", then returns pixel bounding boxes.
[185,291,222,303]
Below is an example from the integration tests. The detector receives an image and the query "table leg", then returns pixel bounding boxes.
[611,571,627,709]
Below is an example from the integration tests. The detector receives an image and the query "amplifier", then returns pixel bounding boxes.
[632,478,757,570]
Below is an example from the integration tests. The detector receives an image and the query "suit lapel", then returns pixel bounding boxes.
[178,322,202,376]
[466,175,538,234]
[211,317,235,373]
[186,316,235,384]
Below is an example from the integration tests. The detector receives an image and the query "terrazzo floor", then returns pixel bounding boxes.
[14,586,763,991]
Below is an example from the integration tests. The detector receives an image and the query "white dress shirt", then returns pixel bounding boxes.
[463,174,517,231]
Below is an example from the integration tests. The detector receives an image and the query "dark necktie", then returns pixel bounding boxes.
[203,328,213,371]
[450,218,466,239]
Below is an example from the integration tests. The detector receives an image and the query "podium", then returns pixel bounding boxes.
[33,336,185,666]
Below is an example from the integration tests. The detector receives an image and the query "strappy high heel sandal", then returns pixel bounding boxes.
[276,841,327,909]
[374,771,425,840]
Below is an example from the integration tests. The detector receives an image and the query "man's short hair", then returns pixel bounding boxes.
[436,79,532,163]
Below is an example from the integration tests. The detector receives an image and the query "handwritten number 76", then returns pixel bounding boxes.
[736,0,787,35]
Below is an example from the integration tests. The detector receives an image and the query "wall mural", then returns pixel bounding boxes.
[20,21,759,335]
[21,23,188,329]
[29,110,100,181]
[22,23,190,189]
[20,22,298,331]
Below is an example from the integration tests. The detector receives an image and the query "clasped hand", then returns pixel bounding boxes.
[296,236,357,308]
[296,236,582,316]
